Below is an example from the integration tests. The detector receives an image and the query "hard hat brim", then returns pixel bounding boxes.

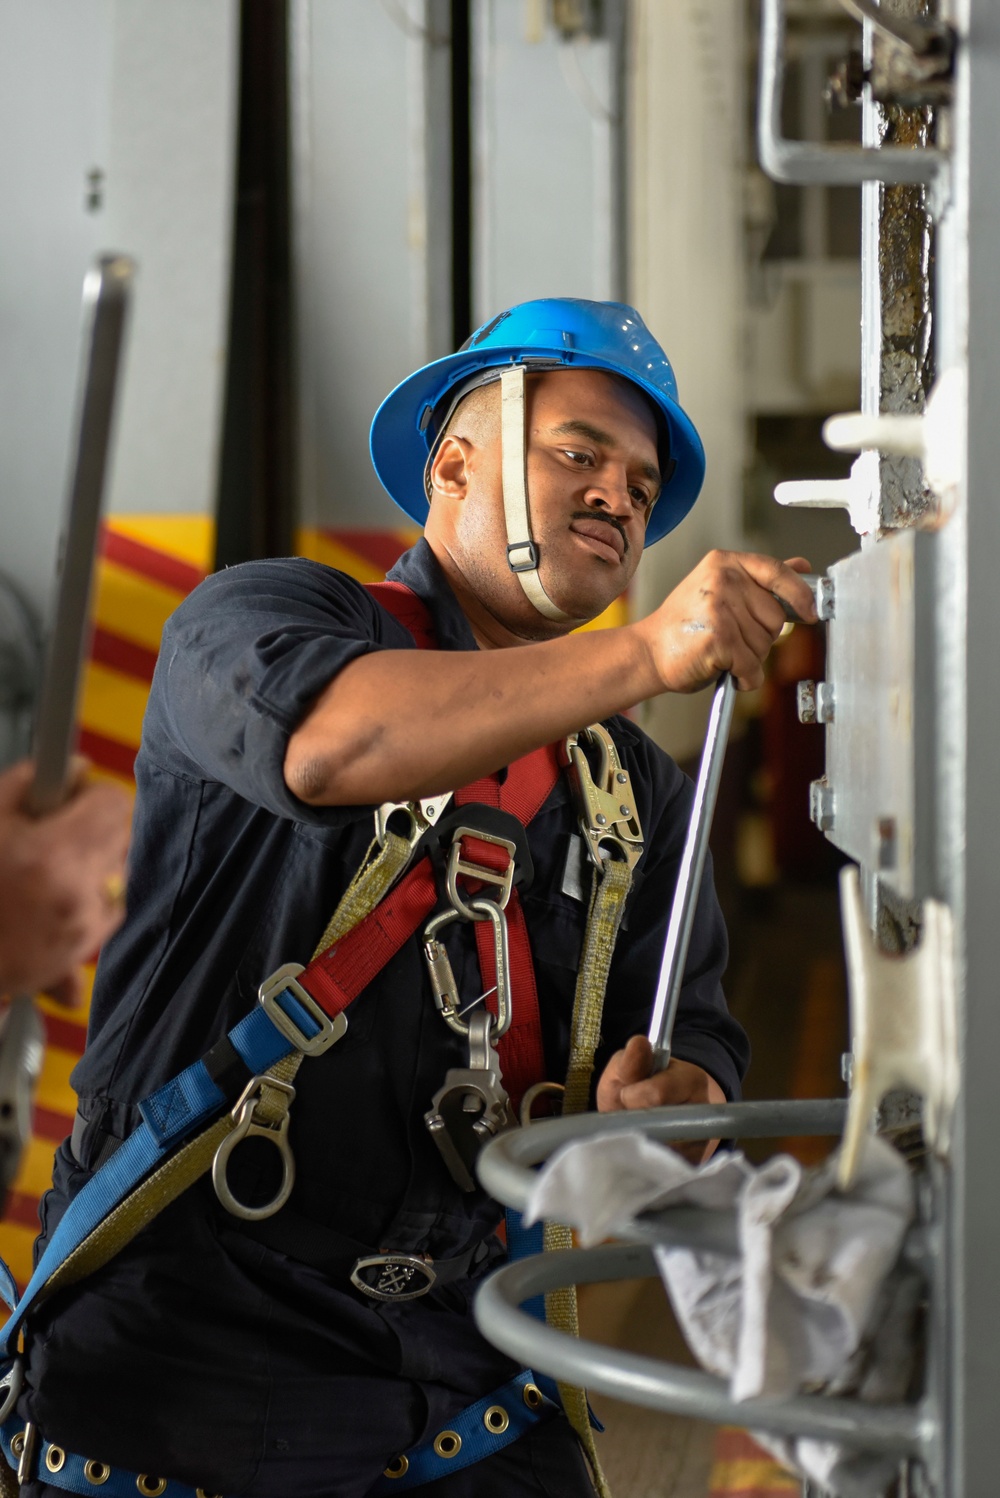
[369,345,706,547]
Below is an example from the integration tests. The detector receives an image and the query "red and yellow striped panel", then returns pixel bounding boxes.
[709,1428,800,1498]
[0,516,213,1286]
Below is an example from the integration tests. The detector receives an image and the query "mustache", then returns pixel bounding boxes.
[570,511,629,559]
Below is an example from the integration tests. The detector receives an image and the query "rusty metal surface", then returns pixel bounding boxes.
[876,0,937,530]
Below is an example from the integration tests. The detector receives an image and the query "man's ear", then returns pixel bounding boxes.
[429,435,473,501]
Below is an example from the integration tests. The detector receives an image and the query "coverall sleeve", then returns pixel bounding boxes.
[145,559,409,823]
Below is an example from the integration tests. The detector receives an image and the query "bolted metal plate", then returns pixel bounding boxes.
[819,528,936,900]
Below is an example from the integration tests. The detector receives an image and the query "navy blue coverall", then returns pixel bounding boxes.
[21,540,749,1498]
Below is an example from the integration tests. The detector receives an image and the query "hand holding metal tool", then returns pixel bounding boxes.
[647,675,737,1073]
[0,254,134,1210]
[646,573,826,1073]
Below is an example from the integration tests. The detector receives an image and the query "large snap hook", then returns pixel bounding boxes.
[212,1074,296,1221]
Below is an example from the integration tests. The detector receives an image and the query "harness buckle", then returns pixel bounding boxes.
[350,1252,437,1302]
[506,539,540,573]
[212,1074,296,1221]
[446,826,517,917]
[375,793,454,851]
[259,963,347,1056]
[562,724,643,872]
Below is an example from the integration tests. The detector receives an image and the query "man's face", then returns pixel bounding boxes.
[429,367,662,636]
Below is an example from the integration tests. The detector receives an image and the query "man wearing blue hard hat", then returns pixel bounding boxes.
[15,300,815,1498]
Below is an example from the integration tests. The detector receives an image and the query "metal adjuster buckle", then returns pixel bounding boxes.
[259,963,347,1056]
[506,540,539,573]
[446,827,517,916]
[350,1253,437,1302]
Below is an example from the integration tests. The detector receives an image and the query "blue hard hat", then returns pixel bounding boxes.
[369,297,706,547]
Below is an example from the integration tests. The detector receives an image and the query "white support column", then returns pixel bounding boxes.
[628,0,746,763]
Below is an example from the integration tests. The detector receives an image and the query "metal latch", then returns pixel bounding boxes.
[837,865,958,1188]
[562,722,643,872]
[375,793,454,850]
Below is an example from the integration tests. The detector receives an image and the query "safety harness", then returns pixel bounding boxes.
[0,580,643,1498]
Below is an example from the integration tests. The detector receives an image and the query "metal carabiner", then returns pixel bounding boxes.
[422,898,512,1039]
[212,1074,296,1222]
[562,722,643,872]
[0,1360,23,1425]
[423,908,466,1033]
[469,897,512,1038]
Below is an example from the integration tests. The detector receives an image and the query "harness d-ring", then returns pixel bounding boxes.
[211,1074,296,1221]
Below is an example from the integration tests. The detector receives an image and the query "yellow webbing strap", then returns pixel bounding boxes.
[545,855,633,1498]
[28,830,415,1312]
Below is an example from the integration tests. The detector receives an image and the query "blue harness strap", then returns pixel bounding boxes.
[368,1371,558,1493]
[0,993,321,1360]
[0,1375,557,1497]
[0,1002,586,1491]
[1,1414,215,1498]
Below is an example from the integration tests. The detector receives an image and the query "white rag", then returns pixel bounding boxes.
[525,1130,918,1498]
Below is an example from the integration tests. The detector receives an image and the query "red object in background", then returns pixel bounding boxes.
[762,629,842,882]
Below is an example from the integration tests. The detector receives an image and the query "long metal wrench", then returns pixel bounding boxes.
[647,675,737,1072]
[0,255,134,1210]
[27,253,135,813]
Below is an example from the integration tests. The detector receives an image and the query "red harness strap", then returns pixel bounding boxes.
[296,581,558,1107]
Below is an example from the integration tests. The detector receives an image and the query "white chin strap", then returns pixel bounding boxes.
[500,366,580,624]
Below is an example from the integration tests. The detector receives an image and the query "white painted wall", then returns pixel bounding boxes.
[291,0,453,531]
[0,0,237,605]
[627,0,747,762]
[101,0,239,520]
[471,0,625,320]
[0,0,113,603]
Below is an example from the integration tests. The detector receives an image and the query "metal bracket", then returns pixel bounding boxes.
[823,367,967,506]
[837,866,959,1189]
[774,452,880,539]
[757,0,950,214]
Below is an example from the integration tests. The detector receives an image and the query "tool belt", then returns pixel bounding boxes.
[0,579,645,1498]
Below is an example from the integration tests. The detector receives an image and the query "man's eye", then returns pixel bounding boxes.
[562,449,592,466]
[629,487,651,508]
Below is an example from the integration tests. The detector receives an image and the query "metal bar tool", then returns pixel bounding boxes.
[647,675,737,1073]
[0,254,134,1209]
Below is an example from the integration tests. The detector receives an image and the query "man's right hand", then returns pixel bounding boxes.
[635,550,817,695]
[0,761,131,1006]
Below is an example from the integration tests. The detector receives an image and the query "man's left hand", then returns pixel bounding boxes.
[595,1034,726,1164]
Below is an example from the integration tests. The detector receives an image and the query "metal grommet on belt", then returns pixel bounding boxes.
[433,1430,462,1459]
[84,1459,111,1486]
[45,1445,66,1474]
[136,1477,167,1497]
[9,1432,25,1459]
[522,1382,543,1410]
[483,1404,510,1434]
[382,1454,410,1479]
[196,1489,222,1498]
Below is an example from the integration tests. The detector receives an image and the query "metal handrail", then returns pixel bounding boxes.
[474,1241,931,1456]
[477,1097,848,1214]
[757,0,948,195]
